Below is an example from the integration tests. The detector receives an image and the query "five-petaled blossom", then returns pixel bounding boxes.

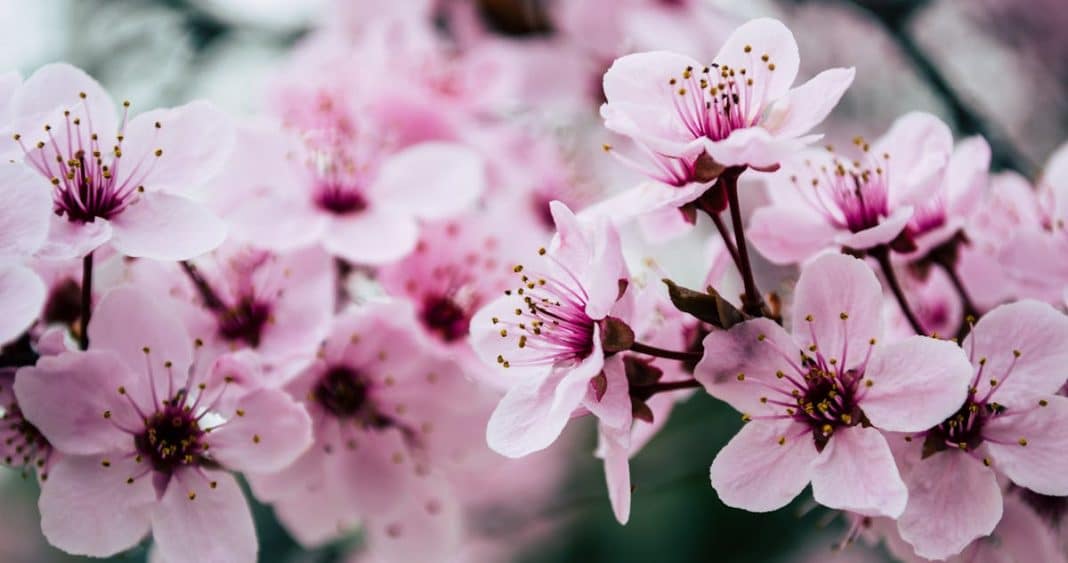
[13,287,313,562]
[6,63,231,261]
[891,300,1068,560]
[470,201,629,457]
[696,253,971,517]
[749,112,958,264]
[597,17,854,220]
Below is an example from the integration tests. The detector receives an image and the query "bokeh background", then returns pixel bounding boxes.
[1,1,1064,561]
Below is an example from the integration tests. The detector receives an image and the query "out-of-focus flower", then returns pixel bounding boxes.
[248,301,478,557]
[0,162,50,344]
[14,287,312,562]
[6,63,231,261]
[697,253,971,517]
[893,300,1068,560]
[469,201,628,458]
[750,112,956,263]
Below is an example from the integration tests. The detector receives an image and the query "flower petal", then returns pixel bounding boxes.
[11,63,117,145]
[0,265,45,345]
[599,426,632,524]
[326,425,413,515]
[322,207,418,265]
[372,142,484,220]
[810,426,907,517]
[834,205,913,250]
[861,336,971,432]
[88,286,194,384]
[206,388,313,474]
[765,67,855,139]
[583,355,631,432]
[109,192,227,260]
[897,450,1002,560]
[695,318,798,415]
[791,253,884,371]
[36,214,113,260]
[549,201,625,320]
[486,350,603,458]
[152,470,257,563]
[873,112,953,207]
[0,162,51,262]
[709,419,816,512]
[963,300,1068,403]
[38,454,155,557]
[748,205,839,265]
[365,476,462,562]
[713,18,800,115]
[984,395,1068,495]
[121,101,235,195]
[14,350,135,455]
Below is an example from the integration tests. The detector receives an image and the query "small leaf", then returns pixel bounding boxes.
[624,356,663,387]
[600,316,635,354]
[692,151,725,183]
[632,400,655,424]
[921,432,946,459]
[663,279,744,329]
[591,373,608,401]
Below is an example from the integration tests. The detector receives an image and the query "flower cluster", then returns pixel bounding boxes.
[1,5,1066,563]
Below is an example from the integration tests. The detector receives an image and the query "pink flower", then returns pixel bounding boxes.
[247,301,477,555]
[999,142,1068,303]
[160,243,334,375]
[6,63,231,261]
[893,300,1068,559]
[0,162,51,344]
[469,201,629,458]
[598,18,854,215]
[749,112,954,264]
[696,252,971,517]
[13,287,313,561]
[214,121,485,265]
[0,368,55,480]
[882,266,962,340]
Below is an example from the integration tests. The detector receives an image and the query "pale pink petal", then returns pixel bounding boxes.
[599,426,632,524]
[0,163,51,261]
[14,350,134,454]
[36,214,113,260]
[272,479,359,548]
[365,477,462,562]
[121,101,235,195]
[637,204,695,243]
[152,470,256,563]
[549,201,625,319]
[88,286,194,383]
[977,495,1067,563]
[811,426,907,517]
[468,294,553,371]
[998,231,1068,301]
[602,50,703,109]
[1045,141,1068,222]
[791,253,884,371]
[945,136,991,218]
[984,395,1068,495]
[322,207,419,265]
[709,419,817,512]
[873,112,953,207]
[225,196,327,252]
[963,300,1068,402]
[0,265,45,344]
[765,67,855,139]
[11,63,117,141]
[702,127,804,169]
[835,205,914,250]
[713,18,800,114]
[583,355,631,431]
[861,336,971,432]
[695,318,798,414]
[206,388,313,474]
[486,348,604,458]
[327,426,413,514]
[897,451,1002,560]
[748,205,839,264]
[580,181,705,231]
[38,454,155,557]
[109,192,227,260]
[372,142,485,220]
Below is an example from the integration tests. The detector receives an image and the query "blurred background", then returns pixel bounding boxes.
[1,0,1064,561]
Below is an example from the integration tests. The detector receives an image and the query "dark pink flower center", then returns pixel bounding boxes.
[420,296,470,342]
[314,180,369,215]
[14,96,162,224]
[667,62,763,143]
[313,366,392,428]
[134,398,208,473]
[792,364,865,452]
[218,297,273,349]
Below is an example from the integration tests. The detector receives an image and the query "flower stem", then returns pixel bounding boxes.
[872,246,925,335]
[79,252,93,350]
[723,171,765,317]
[179,261,226,311]
[643,378,703,394]
[936,259,978,320]
[707,210,742,267]
[630,341,703,362]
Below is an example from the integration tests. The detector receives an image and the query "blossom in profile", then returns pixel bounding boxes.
[14,287,312,562]
[469,201,629,457]
[7,63,230,261]
[696,253,971,517]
